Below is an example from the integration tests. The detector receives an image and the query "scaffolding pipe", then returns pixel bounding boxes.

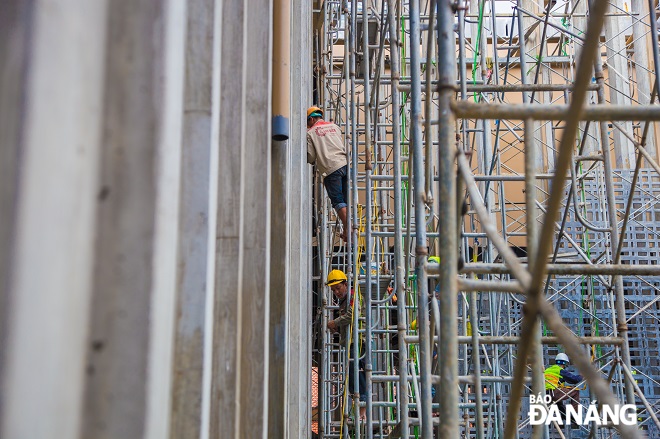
[436,0,458,435]
[362,2,373,171]
[360,0,376,435]
[456,262,660,276]
[453,101,660,121]
[594,56,637,406]
[523,116,546,439]
[409,0,433,434]
[424,0,436,202]
[386,0,411,436]
[396,83,601,92]
[404,335,625,345]
[620,362,660,431]
[469,290,485,439]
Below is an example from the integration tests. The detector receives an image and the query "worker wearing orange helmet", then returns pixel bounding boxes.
[306,106,349,241]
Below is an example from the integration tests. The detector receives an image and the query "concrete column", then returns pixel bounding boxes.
[236,0,273,433]
[286,0,313,434]
[1,2,107,438]
[0,3,32,428]
[145,3,187,437]
[209,0,245,433]
[82,1,186,438]
[210,0,273,436]
[169,0,218,437]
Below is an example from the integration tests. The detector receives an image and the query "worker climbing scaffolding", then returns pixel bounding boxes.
[544,353,584,427]
[307,106,350,242]
[325,269,368,423]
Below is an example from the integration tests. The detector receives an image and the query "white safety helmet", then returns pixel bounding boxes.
[556,353,570,365]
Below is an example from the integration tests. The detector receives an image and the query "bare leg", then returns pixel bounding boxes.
[336,206,348,241]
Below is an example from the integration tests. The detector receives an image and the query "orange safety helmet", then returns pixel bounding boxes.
[307,106,323,119]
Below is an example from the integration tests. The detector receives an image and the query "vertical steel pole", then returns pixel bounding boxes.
[436,0,458,437]
[424,0,437,202]
[387,2,411,436]
[516,9,546,437]
[409,0,433,436]
[593,57,637,406]
[524,117,546,439]
[469,289,485,439]
[349,0,362,431]
[362,0,375,434]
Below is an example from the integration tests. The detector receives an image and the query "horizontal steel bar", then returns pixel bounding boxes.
[458,262,660,276]
[459,375,532,384]
[466,84,599,93]
[371,174,561,182]
[404,335,624,345]
[453,101,660,121]
[458,278,524,293]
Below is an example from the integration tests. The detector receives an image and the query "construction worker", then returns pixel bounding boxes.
[544,353,583,416]
[326,269,367,420]
[307,107,349,241]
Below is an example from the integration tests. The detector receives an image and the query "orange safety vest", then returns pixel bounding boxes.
[544,365,563,390]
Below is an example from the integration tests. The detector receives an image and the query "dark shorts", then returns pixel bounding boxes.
[323,165,348,210]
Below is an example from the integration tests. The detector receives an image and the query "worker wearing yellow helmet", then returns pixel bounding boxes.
[326,269,351,340]
[306,106,349,242]
[325,269,368,418]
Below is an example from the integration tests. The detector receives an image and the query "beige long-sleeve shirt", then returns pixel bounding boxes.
[307,120,348,178]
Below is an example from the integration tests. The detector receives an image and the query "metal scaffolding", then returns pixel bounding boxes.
[312,0,660,437]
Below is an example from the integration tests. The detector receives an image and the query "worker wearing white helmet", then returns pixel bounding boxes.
[306,106,349,241]
[544,353,584,419]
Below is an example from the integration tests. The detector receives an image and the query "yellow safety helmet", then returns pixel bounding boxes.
[307,106,323,119]
[326,269,348,286]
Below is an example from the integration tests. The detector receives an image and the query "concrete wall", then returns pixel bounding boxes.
[0,0,312,438]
